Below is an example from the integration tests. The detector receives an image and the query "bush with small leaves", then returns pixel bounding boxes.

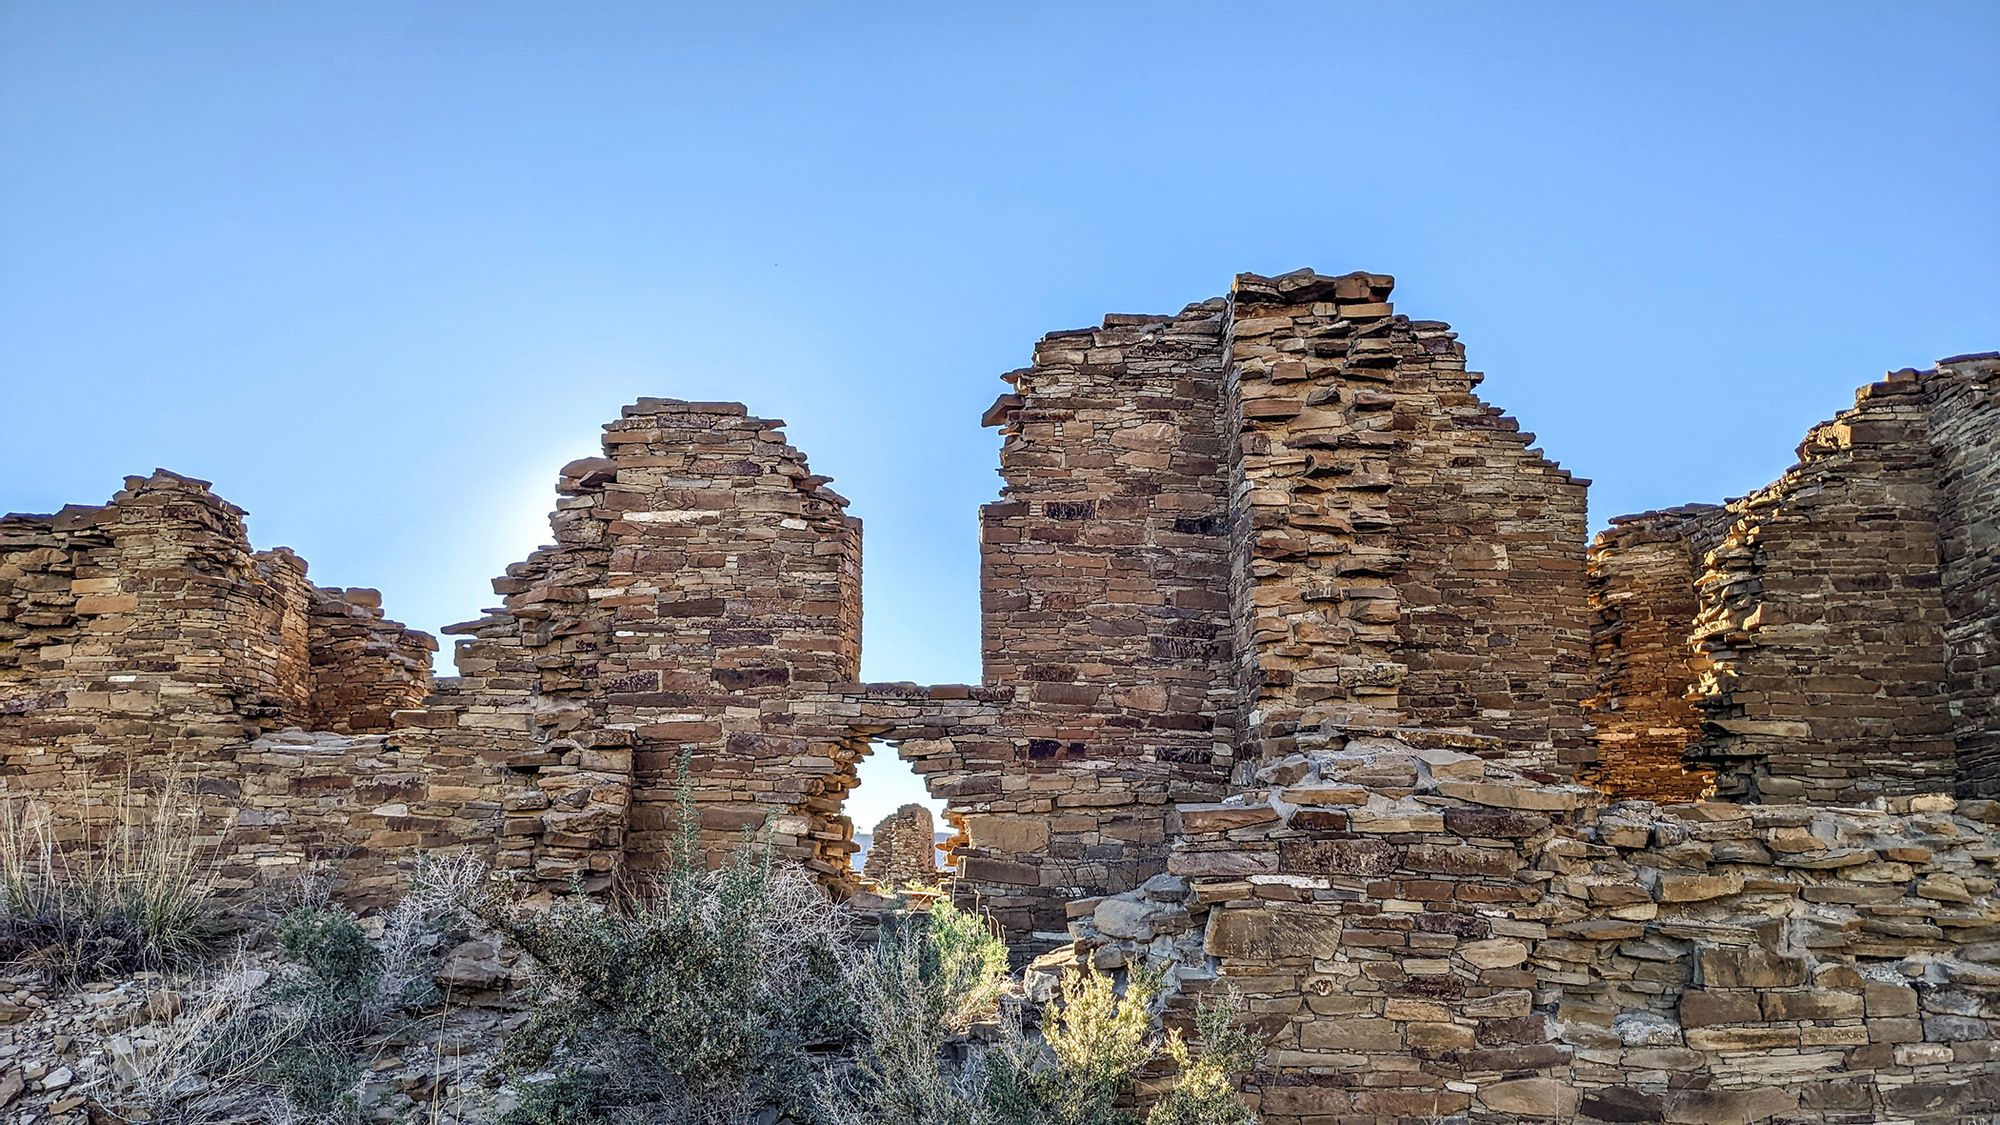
[472,754,858,1124]
[1146,990,1263,1125]
[819,896,1013,1125]
[980,966,1163,1125]
[177,855,479,1123]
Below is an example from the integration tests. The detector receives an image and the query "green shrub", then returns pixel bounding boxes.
[980,965,1163,1125]
[821,897,1013,1125]
[1146,990,1263,1125]
[472,755,858,1123]
[500,1068,611,1125]
[183,856,476,1123]
[0,780,220,983]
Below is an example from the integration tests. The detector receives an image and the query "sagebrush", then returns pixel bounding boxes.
[474,756,857,1125]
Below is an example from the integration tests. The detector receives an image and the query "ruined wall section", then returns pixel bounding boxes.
[1223,270,1590,776]
[1688,374,1957,803]
[1379,306,1592,773]
[597,402,863,880]
[1225,271,1406,759]
[0,471,438,888]
[1930,353,2000,796]
[303,585,436,733]
[1073,739,2000,1124]
[862,802,938,891]
[391,400,867,890]
[975,305,1237,934]
[1,473,316,794]
[1583,504,1733,801]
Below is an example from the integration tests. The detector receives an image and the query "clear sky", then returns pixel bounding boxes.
[3,3,1996,830]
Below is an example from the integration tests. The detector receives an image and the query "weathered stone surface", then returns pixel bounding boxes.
[1478,1077,1580,1117]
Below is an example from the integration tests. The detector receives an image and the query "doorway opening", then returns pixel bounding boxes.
[846,739,952,892]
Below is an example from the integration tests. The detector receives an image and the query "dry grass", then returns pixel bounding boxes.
[0,766,222,982]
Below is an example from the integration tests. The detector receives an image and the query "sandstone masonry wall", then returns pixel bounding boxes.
[1589,359,1999,806]
[1688,373,1957,802]
[1582,505,1733,802]
[1069,737,2000,1124]
[1222,271,1592,776]
[304,585,436,733]
[389,400,868,891]
[0,471,435,888]
[862,802,938,891]
[1928,353,2000,796]
[974,303,1238,936]
[6,267,1995,1029]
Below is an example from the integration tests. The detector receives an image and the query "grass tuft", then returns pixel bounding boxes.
[0,769,222,983]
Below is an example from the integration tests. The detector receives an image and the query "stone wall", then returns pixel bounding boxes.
[1582,505,1733,801]
[863,802,938,891]
[1578,358,1999,805]
[5,268,2000,1125]
[1687,373,1957,802]
[1222,271,1593,779]
[0,470,435,889]
[387,400,868,891]
[975,303,1238,937]
[1929,353,2000,796]
[304,585,436,733]
[1069,736,2000,1124]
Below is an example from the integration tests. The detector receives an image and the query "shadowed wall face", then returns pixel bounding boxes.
[1930,355,2000,797]
[1582,355,2000,805]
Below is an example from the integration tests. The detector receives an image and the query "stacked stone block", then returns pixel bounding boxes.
[1067,737,2000,1123]
[862,802,938,890]
[1928,353,2000,796]
[1688,373,1957,802]
[977,303,1239,935]
[1582,505,1733,801]
[1222,270,1592,776]
[0,471,435,888]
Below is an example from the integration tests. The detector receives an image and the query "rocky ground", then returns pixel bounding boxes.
[1,937,527,1125]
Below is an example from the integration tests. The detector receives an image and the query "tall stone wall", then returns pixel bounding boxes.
[1680,370,1987,804]
[974,304,1238,937]
[390,400,868,890]
[1583,505,1733,801]
[1929,353,2000,796]
[1589,359,1999,805]
[1222,270,1592,775]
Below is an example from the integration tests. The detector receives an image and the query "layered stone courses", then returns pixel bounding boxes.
[0,471,434,881]
[1065,736,2000,1123]
[1575,357,2000,806]
[862,802,938,890]
[4,269,1997,1121]
[1222,271,1592,779]
[1929,353,2000,797]
[1582,504,1734,801]
[1687,371,1960,803]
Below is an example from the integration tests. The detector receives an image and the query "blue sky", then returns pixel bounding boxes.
[3,3,1996,828]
